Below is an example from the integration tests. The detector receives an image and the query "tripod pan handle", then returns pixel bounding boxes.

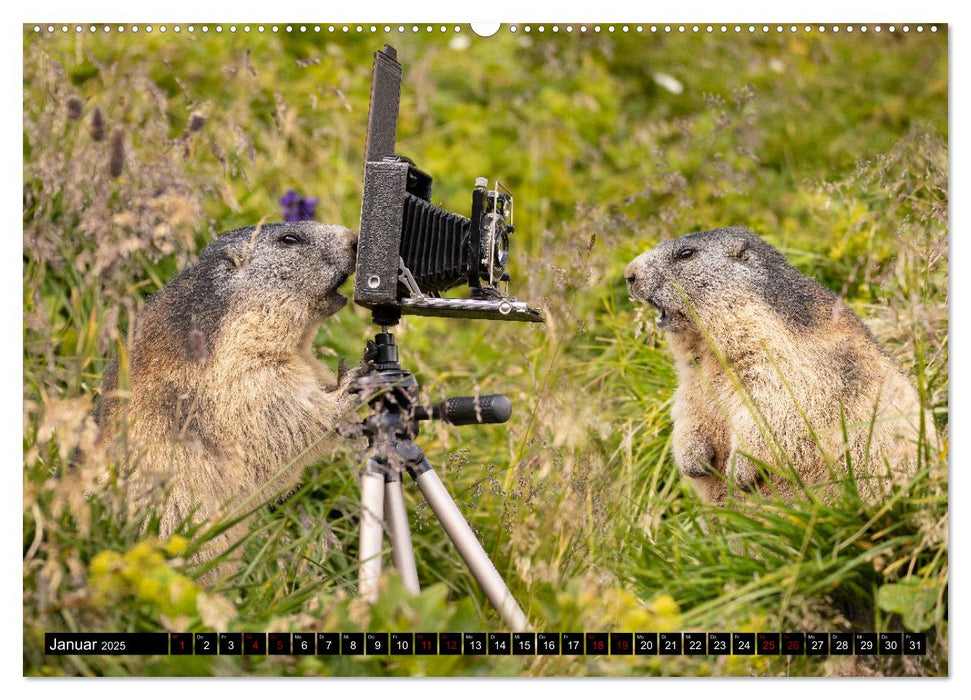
[436,394,511,425]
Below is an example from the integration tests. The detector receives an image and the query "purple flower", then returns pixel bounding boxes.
[280,189,319,222]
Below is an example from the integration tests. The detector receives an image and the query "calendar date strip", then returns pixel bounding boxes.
[45,631,927,656]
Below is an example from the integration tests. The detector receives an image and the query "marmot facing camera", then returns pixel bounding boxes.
[625,226,932,503]
[98,221,361,548]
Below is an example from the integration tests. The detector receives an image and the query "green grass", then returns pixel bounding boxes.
[23,25,947,676]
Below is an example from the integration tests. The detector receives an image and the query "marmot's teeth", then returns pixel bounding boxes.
[647,296,667,319]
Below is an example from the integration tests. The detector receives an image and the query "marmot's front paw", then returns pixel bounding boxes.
[675,440,716,478]
[336,357,369,393]
[728,449,761,488]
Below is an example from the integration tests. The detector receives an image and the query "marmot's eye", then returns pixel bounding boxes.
[677,248,695,260]
[280,234,301,245]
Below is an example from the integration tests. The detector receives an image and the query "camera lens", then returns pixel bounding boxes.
[495,228,509,269]
[479,212,508,279]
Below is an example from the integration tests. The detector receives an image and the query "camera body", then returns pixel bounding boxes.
[354,46,543,325]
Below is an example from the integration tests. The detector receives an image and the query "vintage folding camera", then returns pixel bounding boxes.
[353,45,543,325]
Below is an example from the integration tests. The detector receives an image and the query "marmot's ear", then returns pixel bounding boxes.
[731,239,753,263]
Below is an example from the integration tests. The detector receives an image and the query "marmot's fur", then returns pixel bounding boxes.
[97,221,360,549]
[625,226,933,503]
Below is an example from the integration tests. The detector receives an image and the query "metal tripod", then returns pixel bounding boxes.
[345,330,528,632]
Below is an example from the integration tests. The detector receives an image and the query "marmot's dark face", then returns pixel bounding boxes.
[625,227,776,334]
[216,221,358,320]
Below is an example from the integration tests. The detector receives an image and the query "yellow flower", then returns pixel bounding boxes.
[136,574,166,604]
[89,550,122,577]
[164,535,189,557]
[651,593,679,619]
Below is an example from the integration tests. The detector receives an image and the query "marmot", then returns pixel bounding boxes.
[625,226,932,503]
[97,221,361,551]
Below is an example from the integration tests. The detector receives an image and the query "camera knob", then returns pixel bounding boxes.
[474,176,488,188]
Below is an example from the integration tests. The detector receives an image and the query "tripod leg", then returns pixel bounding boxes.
[358,466,386,603]
[414,466,529,632]
[384,476,421,595]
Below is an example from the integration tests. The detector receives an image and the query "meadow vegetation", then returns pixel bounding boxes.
[23,25,947,676]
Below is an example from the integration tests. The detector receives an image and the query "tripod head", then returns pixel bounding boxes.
[346,331,512,448]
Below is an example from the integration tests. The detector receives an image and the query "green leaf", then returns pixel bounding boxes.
[877,578,944,631]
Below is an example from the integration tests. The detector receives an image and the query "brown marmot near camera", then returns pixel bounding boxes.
[97,221,361,552]
[625,226,933,503]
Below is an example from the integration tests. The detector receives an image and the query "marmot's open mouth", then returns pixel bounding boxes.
[330,270,352,298]
[313,271,351,313]
[647,296,671,328]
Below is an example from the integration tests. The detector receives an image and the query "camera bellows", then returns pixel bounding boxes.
[353,45,543,324]
[400,193,471,294]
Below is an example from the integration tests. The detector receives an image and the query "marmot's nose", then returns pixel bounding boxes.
[624,260,640,290]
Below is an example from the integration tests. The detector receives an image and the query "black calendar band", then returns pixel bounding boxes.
[43,631,927,656]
